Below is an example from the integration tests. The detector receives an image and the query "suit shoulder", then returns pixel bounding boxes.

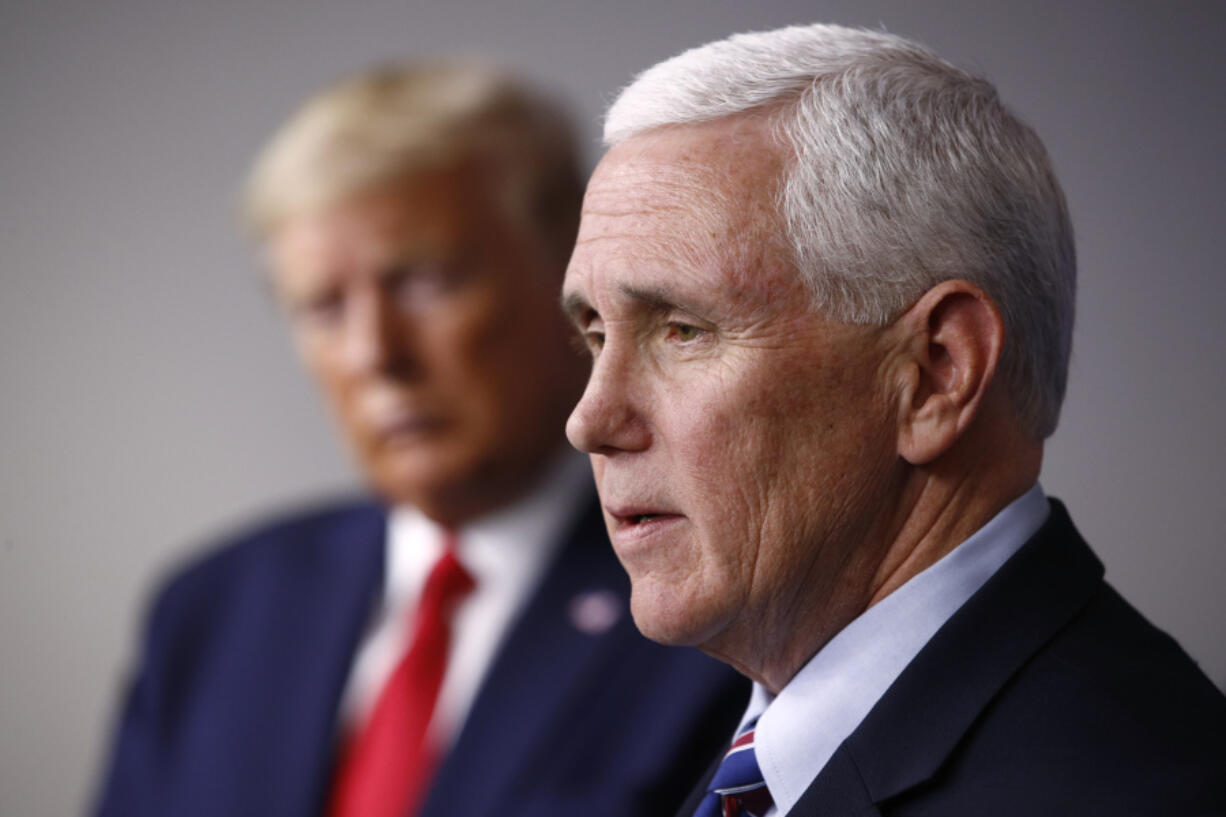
[944,579,1226,812]
[1039,580,1223,701]
[1036,579,1226,731]
[145,497,383,635]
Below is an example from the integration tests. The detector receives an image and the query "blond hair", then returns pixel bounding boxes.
[244,61,583,256]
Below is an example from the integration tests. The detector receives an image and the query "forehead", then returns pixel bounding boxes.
[564,116,795,313]
[268,166,513,280]
[291,165,489,241]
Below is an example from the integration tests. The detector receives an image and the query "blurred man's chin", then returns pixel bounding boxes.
[368,452,463,506]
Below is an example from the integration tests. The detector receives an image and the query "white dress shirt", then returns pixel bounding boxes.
[337,448,596,749]
[741,484,1050,816]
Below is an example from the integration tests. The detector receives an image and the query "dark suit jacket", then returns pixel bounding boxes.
[95,496,748,817]
[680,500,1226,817]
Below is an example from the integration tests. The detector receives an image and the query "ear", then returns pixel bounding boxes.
[892,280,1005,465]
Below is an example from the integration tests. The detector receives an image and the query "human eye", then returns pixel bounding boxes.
[565,303,605,359]
[291,288,345,330]
[665,320,708,344]
[579,326,605,358]
[384,261,462,307]
[578,317,606,358]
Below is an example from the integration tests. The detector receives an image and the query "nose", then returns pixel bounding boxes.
[338,287,413,378]
[566,348,650,456]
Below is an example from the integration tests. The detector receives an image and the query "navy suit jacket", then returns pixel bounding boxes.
[95,496,748,817]
[679,500,1226,817]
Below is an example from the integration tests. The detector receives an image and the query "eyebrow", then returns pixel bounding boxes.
[560,290,591,322]
[561,283,708,329]
[618,284,683,312]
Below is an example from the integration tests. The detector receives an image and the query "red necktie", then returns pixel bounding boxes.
[328,532,475,817]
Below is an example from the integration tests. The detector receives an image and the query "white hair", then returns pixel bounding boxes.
[605,23,1076,440]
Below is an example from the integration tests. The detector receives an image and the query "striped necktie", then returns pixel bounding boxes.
[694,718,773,817]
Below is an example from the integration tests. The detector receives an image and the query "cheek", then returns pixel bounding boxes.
[661,356,869,567]
[300,343,359,420]
[453,284,548,379]
[665,366,800,493]
[655,382,776,577]
[429,288,503,360]
[415,291,515,414]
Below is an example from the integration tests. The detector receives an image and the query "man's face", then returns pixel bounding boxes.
[563,118,904,679]
[268,165,584,525]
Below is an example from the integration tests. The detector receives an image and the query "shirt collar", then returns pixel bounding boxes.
[385,447,595,618]
[748,484,1050,814]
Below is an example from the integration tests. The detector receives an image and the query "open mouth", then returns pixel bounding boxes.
[606,507,682,546]
[605,503,681,532]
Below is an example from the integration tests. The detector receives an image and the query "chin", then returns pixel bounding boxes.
[370,444,466,494]
[627,581,726,648]
[370,461,431,501]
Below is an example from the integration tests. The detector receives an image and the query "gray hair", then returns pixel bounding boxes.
[605,23,1075,439]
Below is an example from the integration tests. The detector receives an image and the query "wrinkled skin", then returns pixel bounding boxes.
[563,116,912,688]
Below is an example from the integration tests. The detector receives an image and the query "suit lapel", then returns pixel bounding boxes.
[788,501,1102,815]
[247,503,385,817]
[673,752,719,817]
[420,497,634,817]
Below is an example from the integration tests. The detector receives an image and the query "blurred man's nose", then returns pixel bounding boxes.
[338,287,412,377]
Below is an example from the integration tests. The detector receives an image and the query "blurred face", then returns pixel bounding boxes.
[267,165,584,525]
[563,118,905,683]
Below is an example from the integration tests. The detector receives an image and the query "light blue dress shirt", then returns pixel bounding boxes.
[741,484,1050,816]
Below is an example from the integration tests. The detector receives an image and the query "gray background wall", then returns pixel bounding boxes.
[2,1,1223,814]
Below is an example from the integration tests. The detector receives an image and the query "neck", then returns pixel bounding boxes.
[728,417,1042,694]
[867,456,1039,609]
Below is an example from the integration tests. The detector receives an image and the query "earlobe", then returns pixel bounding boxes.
[895,281,1005,465]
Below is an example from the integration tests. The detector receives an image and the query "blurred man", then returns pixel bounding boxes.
[95,62,745,817]
[562,23,1226,817]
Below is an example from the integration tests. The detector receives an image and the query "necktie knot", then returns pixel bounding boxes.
[415,540,475,631]
[694,718,773,817]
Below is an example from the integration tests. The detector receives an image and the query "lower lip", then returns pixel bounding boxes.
[610,514,686,550]
[378,417,448,442]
